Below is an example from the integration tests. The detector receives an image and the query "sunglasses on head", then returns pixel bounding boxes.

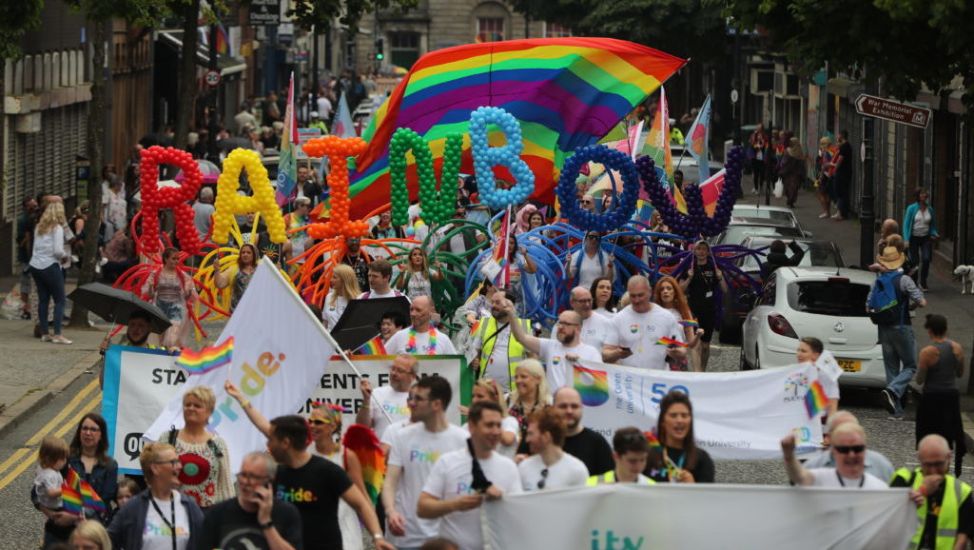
[833,445,865,454]
[309,418,333,425]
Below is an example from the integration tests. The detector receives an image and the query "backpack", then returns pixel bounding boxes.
[867,271,906,326]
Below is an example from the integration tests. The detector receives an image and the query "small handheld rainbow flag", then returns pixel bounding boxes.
[62,467,106,516]
[343,424,387,505]
[644,430,662,448]
[804,380,828,418]
[656,337,688,347]
[679,319,699,328]
[355,336,386,356]
[176,337,234,375]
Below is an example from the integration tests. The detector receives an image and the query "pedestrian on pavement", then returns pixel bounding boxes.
[801,411,895,482]
[590,276,619,317]
[604,275,686,370]
[358,259,407,300]
[502,300,601,392]
[192,187,215,240]
[385,296,456,356]
[507,359,551,458]
[760,240,805,282]
[568,231,615,290]
[554,387,615,476]
[815,136,836,218]
[462,379,520,458]
[108,442,204,550]
[916,314,966,476]
[748,124,769,195]
[164,386,234,509]
[383,376,469,550]
[680,244,726,370]
[417,401,522,550]
[891,434,974,550]
[29,201,72,345]
[903,187,939,291]
[780,137,805,208]
[570,287,614,351]
[198,451,302,550]
[469,290,532,393]
[780,423,887,488]
[653,276,701,371]
[870,244,926,418]
[68,413,119,523]
[645,391,714,483]
[356,354,418,443]
[587,427,655,485]
[321,264,361,330]
[394,247,444,300]
[142,247,197,349]
[214,243,259,313]
[518,407,590,492]
[70,520,112,550]
[832,130,853,220]
[16,196,39,320]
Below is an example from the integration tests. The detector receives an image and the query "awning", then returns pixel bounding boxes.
[156,30,246,77]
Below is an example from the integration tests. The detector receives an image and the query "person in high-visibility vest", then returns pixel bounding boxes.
[891,434,974,550]
[587,427,656,486]
[470,290,532,392]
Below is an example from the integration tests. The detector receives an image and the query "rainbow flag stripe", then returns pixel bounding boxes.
[804,380,829,418]
[62,468,106,515]
[644,430,662,448]
[176,337,234,375]
[348,38,686,219]
[656,337,688,347]
[343,425,387,505]
[356,336,386,356]
[573,365,610,407]
[679,319,699,328]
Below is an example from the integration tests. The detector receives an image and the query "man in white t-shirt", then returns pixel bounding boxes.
[781,422,887,489]
[383,376,469,550]
[518,407,588,491]
[316,95,333,121]
[385,296,457,356]
[502,300,601,392]
[570,286,614,350]
[359,259,408,301]
[418,401,522,550]
[357,354,417,441]
[603,275,686,370]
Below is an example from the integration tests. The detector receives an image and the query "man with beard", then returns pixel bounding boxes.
[518,407,588,491]
[554,387,614,476]
[469,290,532,392]
[781,422,887,488]
[342,236,372,291]
[502,300,600,392]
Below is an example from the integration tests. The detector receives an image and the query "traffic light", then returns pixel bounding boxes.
[375,38,384,61]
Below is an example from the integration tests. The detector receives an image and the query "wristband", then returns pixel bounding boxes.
[373,533,384,541]
[259,520,274,530]
[241,399,251,409]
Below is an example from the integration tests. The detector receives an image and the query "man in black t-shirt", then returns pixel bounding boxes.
[266,415,394,550]
[554,388,614,475]
[199,451,303,550]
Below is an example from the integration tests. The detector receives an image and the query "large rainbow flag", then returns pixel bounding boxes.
[349,38,686,219]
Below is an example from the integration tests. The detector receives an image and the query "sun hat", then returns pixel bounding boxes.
[876,245,906,270]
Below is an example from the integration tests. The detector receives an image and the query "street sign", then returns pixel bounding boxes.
[249,0,280,26]
[854,94,931,129]
[204,70,221,87]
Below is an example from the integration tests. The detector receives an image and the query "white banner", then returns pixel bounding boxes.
[485,484,916,550]
[103,348,464,474]
[575,361,824,459]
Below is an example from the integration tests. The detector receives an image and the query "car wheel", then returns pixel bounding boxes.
[739,344,751,370]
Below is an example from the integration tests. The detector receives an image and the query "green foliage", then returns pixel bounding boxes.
[287,0,419,32]
[509,0,726,61]
[0,0,44,59]
[724,0,974,108]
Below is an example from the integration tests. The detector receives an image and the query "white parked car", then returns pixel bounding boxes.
[740,266,886,388]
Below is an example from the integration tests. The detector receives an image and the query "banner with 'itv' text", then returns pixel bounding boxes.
[485,484,916,550]
[573,360,824,459]
[103,348,465,474]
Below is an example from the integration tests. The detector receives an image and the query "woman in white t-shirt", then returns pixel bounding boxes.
[461,379,520,458]
[29,202,71,344]
[568,232,614,290]
[394,247,443,300]
[323,264,362,330]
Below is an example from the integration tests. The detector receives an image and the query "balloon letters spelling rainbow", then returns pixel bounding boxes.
[212,149,287,244]
[139,146,203,255]
[388,128,462,227]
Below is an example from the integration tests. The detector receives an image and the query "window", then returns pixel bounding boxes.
[786,281,870,317]
[476,17,505,43]
[389,32,420,69]
[544,22,572,38]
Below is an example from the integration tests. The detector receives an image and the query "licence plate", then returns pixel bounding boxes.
[837,359,861,372]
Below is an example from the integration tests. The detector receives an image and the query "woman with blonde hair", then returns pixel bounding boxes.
[163,386,234,509]
[507,358,550,457]
[394,247,443,300]
[69,520,112,550]
[30,201,71,344]
[214,243,259,313]
[322,264,362,329]
[108,442,204,550]
[654,276,703,371]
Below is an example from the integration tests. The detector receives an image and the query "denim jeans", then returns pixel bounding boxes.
[29,263,65,335]
[878,324,917,409]
[908,235,932,287]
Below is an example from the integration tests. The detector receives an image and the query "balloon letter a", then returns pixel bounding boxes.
[212,148,287,244]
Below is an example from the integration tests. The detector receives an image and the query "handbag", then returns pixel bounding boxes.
[772,178,784,198]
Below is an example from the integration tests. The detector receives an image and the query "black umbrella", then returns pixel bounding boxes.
[330,296,411,352]
[68,283,171,333]
[217,137,254,152]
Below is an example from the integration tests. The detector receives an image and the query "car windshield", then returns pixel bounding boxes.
[732,207,798,227]
[718,225,804,245]
[787,280,871,317]
[740,242,841,271]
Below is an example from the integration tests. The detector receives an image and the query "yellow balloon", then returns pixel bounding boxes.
[212,149,287,244]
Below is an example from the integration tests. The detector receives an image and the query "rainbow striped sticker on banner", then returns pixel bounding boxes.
[574,365,609,407]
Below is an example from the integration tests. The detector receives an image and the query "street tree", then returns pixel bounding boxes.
[724,0,974,109]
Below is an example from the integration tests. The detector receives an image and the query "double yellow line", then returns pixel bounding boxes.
[0,378,102,491]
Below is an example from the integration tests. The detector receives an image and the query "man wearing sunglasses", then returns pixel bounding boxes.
[891,434,973,550]
[518,407,588,491]
[803,411,895,482]
[781,423,887,488]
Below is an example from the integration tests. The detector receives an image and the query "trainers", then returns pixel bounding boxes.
[889,413,905,421]
[881,389,898,415]
[818,212,829,219]
[40,334,53,342]
[831,213,841,219]
[50,335,72,345]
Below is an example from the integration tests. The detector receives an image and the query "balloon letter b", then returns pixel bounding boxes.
[469,106,535,210]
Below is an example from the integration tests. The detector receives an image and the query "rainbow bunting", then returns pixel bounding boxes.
[355,336,387,356]
[176,337,234,375]
[804,380,829,418]
[343,424,387,505]
[62,467,106,516]
[656,337,688,347]
[348,38,686,219]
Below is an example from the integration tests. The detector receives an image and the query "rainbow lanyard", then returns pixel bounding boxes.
[406,327,437,354]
